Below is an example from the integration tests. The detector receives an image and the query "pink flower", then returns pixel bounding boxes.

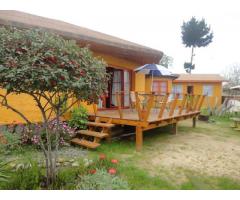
[99,154,106,160]
[111,159,118,164]
[31,135,40,145]
[108,168,117,175]
[89,169,97,174]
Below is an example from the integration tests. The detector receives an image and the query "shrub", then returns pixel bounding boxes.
[0,131,21,153]
[69,106,88,130]
[0,160,10,183]
[76,169,129,190]
[0,161,42,190]
[18,120,76,147]
[55,167,79,189]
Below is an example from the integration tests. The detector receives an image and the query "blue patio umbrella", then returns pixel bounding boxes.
[134,64,178,91]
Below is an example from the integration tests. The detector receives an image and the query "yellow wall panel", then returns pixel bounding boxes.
[0,89,44,124]
[135,73,145,92]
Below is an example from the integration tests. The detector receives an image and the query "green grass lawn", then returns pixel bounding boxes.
[2,116,240,189]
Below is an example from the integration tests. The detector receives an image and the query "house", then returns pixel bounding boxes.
[143,73,225,109]
[172,74,225,108]
[0,11,209,151]
[0,10,163,124]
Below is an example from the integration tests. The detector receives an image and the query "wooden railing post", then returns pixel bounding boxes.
[192,95,201,111]
[196,95,206,111]
[143,94,154,122]
[178,94,187,115]
[158,93,169,119]
[186,94,193,113]
[169,93,179,117]
[135,92,143,121]
[93,103,97,116]
[116,92,123,119]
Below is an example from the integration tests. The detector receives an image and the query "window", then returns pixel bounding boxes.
[111,70,122,106]
[187,85,194,95]
[172,84,183,99]
[152,81,167,94]
[203,85,213,96]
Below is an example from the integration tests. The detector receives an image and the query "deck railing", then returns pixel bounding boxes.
[93,91,205,122]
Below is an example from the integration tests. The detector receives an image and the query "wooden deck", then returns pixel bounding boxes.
[90,108,196,122]
[88,92,205,151]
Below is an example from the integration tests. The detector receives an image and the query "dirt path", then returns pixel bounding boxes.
[138,120,240,184]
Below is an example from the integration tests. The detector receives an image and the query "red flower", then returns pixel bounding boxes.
[80,70,85,76]
[89,169,97,174]
[50,80,57,86]
[70,60,76,65]
[44,56,57,64]
[99,154,106,160]
[111,159,118,164]
[60,75,65,81]
[108,168,117,175]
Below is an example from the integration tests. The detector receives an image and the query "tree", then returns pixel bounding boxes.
[0,26,108,187]
[159,54,173,68]
[223,63,240,88]
[181,17,213,73]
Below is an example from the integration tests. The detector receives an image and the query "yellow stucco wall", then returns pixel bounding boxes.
[0,52,141,124]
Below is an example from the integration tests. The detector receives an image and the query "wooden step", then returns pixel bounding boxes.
[71,138,100,149]
[87,122,115,128]
[77,130,109,138]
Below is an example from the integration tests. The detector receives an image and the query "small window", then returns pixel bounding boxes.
[172,84,183,99]
[152,81,167,94]
[203,85,213,96]
[187,85,194,95]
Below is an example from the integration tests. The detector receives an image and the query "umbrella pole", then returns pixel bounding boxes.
[151,73,153,92]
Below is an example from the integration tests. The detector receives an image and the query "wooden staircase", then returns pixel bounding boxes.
[71,118,115,149]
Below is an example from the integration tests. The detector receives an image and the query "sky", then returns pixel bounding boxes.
[1,0,240,74]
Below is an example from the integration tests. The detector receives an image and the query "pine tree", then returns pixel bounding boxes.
[181,17,213,73]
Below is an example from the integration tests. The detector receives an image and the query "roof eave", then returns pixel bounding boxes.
[0,18,163,65]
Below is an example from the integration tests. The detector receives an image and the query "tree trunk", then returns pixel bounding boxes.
[190,46,195,74]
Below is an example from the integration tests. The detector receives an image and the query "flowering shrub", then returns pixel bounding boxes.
[10,119,76,147]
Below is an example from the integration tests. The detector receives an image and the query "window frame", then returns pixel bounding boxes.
[172,84,183,99]
[152,80,168,94]
[203,84,214,96]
